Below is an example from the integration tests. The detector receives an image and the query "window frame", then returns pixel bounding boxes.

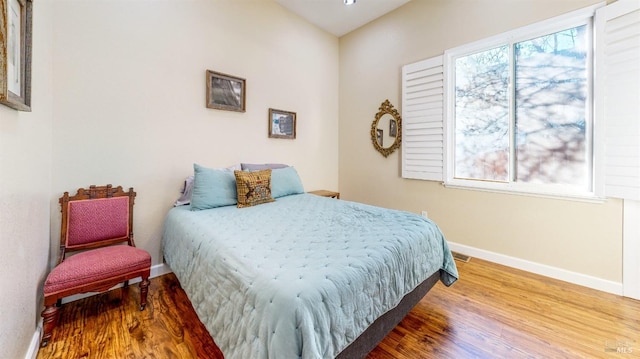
[443,3,605,201]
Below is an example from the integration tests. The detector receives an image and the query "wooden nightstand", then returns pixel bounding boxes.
[308,190,340,199]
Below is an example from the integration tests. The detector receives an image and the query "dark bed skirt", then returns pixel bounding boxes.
[335,270,441,359]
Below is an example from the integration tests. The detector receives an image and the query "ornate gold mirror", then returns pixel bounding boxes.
[371,99,402,157]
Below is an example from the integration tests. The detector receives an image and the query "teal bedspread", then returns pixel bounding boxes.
[162,194,458,359]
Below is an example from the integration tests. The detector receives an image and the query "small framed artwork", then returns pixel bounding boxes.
[389,119,397,137]
[0,0,33,111]
[268,108,296,139]
[206,70,246,112]
[376,129,383,147]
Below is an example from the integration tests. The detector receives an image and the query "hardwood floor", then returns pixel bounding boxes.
[37,258,640,359]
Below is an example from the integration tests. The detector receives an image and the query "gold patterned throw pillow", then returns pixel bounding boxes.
[234,169,275,208]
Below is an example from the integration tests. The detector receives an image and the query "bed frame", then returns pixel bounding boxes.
[336,270,441,358]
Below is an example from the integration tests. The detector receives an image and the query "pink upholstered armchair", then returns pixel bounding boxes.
[40,185,151,347]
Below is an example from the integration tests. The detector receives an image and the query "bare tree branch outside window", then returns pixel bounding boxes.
[453,25,588,187]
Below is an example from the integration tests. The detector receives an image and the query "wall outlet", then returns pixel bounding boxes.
[421,210,428,218]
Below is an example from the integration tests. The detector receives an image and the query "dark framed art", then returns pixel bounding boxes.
[0,0,33,111]
[268,108,296,139]
[389,119,397,137]
[206,70,246,112]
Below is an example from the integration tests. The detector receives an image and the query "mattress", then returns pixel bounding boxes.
[162,193,458,359]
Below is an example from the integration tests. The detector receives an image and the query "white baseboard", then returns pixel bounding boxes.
[26,263,173,359]
[151,262,173,278]
[448,242,623,296]
[24,324,42,359]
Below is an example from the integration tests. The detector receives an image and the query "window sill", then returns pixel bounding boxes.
[443,181,606,203]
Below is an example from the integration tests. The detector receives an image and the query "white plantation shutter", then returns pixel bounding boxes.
[595,0,640,200]
[401,56,444,181]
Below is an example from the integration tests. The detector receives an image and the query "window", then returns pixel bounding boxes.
[444,7,599,199]
[401,2,640,201]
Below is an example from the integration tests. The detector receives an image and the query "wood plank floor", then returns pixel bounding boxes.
[37,258,640,359]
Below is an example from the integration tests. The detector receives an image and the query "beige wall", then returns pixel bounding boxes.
[2,2,338,356]
[0,0,54,357]
[339,0,624,283]
[50,0,339,268]
[1,1,625,357]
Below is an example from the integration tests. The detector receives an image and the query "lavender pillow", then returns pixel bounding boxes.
[174,175,194,206]
[241,163,289,171]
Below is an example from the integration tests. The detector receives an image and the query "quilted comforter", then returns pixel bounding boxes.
[162,193,458,359]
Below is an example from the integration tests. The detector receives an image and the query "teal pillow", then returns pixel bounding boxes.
[271,167,304,198]
[190,164,237,210]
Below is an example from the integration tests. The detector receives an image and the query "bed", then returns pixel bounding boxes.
[162,165,458,359]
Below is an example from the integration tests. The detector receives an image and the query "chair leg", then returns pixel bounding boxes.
[40,304,60,347]
[139,277,150,311]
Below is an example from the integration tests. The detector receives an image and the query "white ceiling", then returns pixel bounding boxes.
[275,0,411,37]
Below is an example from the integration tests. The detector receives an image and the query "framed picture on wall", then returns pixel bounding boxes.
[268,108,296,139]
[389,119,397,137]
[206,70,246,112]
[376,129,383,147]
[0,0,33,111]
